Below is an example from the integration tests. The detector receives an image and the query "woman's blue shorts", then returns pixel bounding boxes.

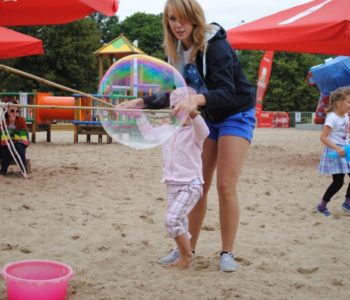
[205,108,256,143]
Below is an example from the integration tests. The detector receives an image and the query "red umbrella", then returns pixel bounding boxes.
[0,26,43,59]
[227,0,350,56]
[0,0,119,26]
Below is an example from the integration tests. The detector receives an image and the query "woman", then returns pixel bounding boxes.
[0,100,30,179]
[120,0,256,272]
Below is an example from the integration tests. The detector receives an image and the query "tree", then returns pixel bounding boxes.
[238,50,328,112]
[118,12,164,58]
[89,13,122,44]
[0,19,101,94]
[264,52,326,112]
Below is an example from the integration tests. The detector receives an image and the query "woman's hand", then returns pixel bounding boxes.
[172,97,197,116]
[172,93,206,117]
[171,87,197,117]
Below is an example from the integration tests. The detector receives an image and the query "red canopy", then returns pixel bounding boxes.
[227,0,350,56]
[0,0,119,26]
[0,27,43,59]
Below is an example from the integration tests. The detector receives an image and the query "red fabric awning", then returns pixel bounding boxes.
[0,0,119,26]
[227,0,350,56]
[0,27,43,59]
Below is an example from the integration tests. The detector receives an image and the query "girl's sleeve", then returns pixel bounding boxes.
[192,115,209,143]
[324,114,334,128]
[136,115,167,142]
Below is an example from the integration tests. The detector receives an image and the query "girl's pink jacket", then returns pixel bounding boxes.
[137,114,209,183]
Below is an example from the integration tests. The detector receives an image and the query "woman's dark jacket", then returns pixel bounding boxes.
[145,23,256,123]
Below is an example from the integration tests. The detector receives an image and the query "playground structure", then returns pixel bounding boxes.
[0,34,147,143]
[94,34,144,82]
[307,56,350,124]
[0,91,135,144]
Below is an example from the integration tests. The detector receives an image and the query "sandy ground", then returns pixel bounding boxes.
[0,128,349,300]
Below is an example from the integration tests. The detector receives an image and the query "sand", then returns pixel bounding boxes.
[0,128,349,300]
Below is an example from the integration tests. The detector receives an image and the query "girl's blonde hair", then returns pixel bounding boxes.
[326,86,350,112]
[163,0,211,63]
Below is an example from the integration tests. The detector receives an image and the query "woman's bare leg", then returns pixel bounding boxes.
[217,136,249,252]
[188,138,217,251]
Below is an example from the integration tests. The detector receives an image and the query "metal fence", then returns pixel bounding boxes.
[288,111,314,128]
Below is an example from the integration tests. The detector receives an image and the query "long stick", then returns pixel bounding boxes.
[0,64,113,107]
[0,64,171,113]
[0,103,171,113]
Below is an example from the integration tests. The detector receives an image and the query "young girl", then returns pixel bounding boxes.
[136,88,209,269]
[317,87,350,216]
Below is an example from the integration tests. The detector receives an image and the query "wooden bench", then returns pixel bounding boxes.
[72,121,112,144]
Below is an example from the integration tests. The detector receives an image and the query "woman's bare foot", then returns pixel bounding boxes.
[168,256,192,269]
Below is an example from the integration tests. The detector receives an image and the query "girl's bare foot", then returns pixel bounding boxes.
[168,256,192,269]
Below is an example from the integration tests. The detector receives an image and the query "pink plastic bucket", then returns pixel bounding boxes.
[2,259,73,300]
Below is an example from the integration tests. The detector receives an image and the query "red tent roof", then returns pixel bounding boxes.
[0,0,119,26]
[227,0,350,56]
[0,27,43,59]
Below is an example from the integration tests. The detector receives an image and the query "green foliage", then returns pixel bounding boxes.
[238,50,261,84]
[265,52,327,112]
[0,19,101,94]
[238,50,329,112]
[89,13,121,44]
[118,12,164,59]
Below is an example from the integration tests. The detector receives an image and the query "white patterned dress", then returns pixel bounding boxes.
[319,112,350,175]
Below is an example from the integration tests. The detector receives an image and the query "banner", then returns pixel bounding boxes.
[256,51,274,119]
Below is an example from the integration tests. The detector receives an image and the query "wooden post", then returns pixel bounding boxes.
[47,124,51,142]
[32,91,37,143]
[73,96,79,143]
[98,55,104,83]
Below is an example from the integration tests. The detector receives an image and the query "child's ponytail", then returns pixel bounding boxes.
[325,86,350,113]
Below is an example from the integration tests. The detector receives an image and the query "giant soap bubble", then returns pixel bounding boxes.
[98,54,191,150]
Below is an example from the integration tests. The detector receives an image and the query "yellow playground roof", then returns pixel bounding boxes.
[94,33,144,57]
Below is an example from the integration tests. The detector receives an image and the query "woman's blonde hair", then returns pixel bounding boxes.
[326,86,350,113]
[163,0,211,63]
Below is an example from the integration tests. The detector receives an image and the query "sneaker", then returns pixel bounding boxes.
[341,202,350,214]
[219,252,239,272]
[159,248,179,265]
[316,204,332,217]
